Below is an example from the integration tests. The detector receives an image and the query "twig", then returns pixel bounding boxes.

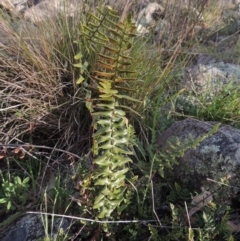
[207,178,240,190]
[150,180,162,226]
[184,201,191,228]
[20,212,216,230]
[26,211,156,224]
[0,104,24,111]
[0,143,81,159]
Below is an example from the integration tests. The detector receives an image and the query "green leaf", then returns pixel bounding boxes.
[92,34,108,42]
[100,89,118,95]
[74,52,83,60]
[97,119,111,126]
[15,176,21,185]
[86,101,93,112]
[228,235,235,241]
[7,201,12,211]
[98,141,114,150]
[103,46,119,54]
[97,135,112,144]
[0,199,7,204]
[94,193,105,205]
[111,156,131,168]
[109,29,122,38]
[112,138,128,145]
[112,146,132,155]
[94,155,110,165]
[98,79,112,89]
[77,76,84,84]
[98,54,116,63]
[119,54,132,60]
[98,61,116,70]
[108,176,125,188]
[99,94,115,98]
[111,168,129,179]
[112,130,128,137]
[210,123,221,134]
[95,177,111,186]
[93,126,112,137]
[23,177,29,183]
[98,208,113,218]
[108,37,118,45]
[93,139,99,156]
[117,61,132,66]
[93,199,105,210]
[113,109,126,117]
[107,198,123,207]
[95,71,115,78]
[101,186,111,196]
[92,111,113,118]
[73,63,83,68]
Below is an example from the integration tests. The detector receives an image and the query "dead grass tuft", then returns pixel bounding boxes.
[0,7,91,155]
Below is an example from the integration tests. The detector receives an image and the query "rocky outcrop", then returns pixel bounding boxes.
[0,0,42,13]
[136,2,164,34]
[0,213,70,241]
[0,0,83,22]
[157,118,240,189]
[183,57,240,95]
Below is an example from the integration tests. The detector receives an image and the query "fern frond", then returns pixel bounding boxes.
[79,8,139,219]
[157,123,220,177]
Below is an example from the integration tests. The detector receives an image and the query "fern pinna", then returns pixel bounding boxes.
[79,6,138,218]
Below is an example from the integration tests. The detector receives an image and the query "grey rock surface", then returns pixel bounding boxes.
[2,227,28,241]
[0,213,72,241]
[0,214,45,241]
[184,57,240,94]
[52,217,70,235]
[0,0,44,12]
[157,118,240,188]
[233,0,240,4]
[136,2,164,34]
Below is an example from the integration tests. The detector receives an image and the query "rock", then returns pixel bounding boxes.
[222,6,240,22]
[0,0,28,13]
[0,0,44,13]
[183,57,240,95]
[52,217,70,235]
[233,0,240,4]
[0,213,72,241]
[2,227,28,241]
[23,0,57,22]
[136,2,164,34]
[24,0,80,22]
[0,214,42,241]
[157,118,240,189]
[136,1,204,46]
[0,0,83,22]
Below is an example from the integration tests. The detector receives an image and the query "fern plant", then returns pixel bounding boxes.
[75,6,139,219]
[156,123,220,177]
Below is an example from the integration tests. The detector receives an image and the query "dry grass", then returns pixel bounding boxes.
[0,7,91,154]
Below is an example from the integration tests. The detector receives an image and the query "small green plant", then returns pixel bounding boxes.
[37,230,67,241]
[167,182,191,204]
[0,173,30,211]
[177,82,240,128]
[156,123,220,177]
